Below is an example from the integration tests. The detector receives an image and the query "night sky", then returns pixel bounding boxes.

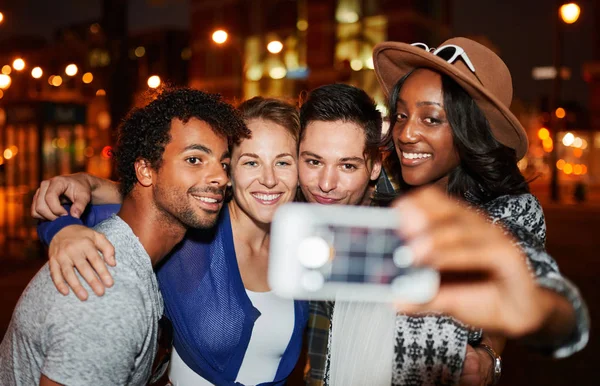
[0,0,596,108]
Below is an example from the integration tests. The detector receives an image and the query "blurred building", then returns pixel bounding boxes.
[189,0,452,108]
[0,21,189,258]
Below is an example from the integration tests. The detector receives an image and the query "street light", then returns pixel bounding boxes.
[12,58,25,71]
[549,1,581,202]
[65,64,78,76]
[31,67,43,79]
[559,3,580,24]
[147,75,161,88]
[212,30,228,45]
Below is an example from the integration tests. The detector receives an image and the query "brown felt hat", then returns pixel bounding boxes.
[373,37,528,160]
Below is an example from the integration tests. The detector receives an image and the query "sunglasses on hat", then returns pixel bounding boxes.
[411,42,476,73]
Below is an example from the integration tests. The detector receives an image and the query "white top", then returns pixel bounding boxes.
[168,290,295,386]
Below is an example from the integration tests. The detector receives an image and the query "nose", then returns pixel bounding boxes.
[318,165,338,193]
[259,164,277,189]
[207,162,229,189]
[396,116,420,144]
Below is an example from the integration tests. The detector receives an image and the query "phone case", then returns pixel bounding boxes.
[269,203,439,303]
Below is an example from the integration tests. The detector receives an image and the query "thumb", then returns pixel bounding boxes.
[69,198,88,219]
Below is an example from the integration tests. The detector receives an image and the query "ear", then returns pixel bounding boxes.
[135,158,154,187]
[369,156,382,182]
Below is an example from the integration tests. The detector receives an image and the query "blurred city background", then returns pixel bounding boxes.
[0,0,598,384]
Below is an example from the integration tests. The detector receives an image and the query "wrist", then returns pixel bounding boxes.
[476,343,501,385]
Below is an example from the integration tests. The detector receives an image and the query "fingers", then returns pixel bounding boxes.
[44,179,70,218]
[93,232,116,268]
[49,258,70,296]
[60,262,89,301]
[49,226,115,301]
[63,182,92,219]
[458,344,481,386]
[33,180,64,221]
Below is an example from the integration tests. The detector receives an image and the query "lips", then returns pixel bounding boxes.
[400,150,432,167]
[311,194,341,205]
[251,192,283,205]
[191,193,223,212]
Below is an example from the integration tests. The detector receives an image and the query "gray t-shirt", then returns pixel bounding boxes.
[0,215,164,386]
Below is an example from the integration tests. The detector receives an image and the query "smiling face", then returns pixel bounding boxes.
[298,120,381,206]
[152,117,230,229]
[392,68,460,187]
[230,118,298,225]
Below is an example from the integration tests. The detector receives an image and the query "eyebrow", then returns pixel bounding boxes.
[339,156,365,164]
[239,152,294,159]
[184,144,230,161]
[301,151,365,164]
[397,98,442,108]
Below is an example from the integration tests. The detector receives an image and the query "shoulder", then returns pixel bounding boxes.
[483,193,543,221]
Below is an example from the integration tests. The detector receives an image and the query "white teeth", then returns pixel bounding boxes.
[402,152,432,160]
[252,193,282,202]
[196,196,217,203]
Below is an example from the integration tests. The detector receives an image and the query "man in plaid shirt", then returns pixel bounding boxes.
[295,84,390,384]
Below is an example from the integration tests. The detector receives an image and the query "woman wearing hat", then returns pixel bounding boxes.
[365,37,589,385]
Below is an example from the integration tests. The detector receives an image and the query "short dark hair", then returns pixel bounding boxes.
[237,97,300,142]
[113,87,250,197]
[382,70,529,203]
[299,84,382,158]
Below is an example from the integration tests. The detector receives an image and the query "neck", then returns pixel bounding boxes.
[228,200,270,251]
[118,195,187,267]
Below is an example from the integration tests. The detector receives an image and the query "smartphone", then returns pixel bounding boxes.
[268,203,439,303]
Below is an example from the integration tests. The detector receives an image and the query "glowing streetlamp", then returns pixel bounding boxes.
[12,58,25,71]
[31,67,43,79]
[0,74,11,89]
[212,30,228,45]
[147,75,161,88]
[65,64,78,76]
[559,3,580,24]
[267,40,283,54]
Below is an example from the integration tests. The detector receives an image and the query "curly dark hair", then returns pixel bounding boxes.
[113,87,250,197]
[380,70,529,204]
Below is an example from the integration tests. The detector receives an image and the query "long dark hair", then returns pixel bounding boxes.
[380,69,529,204]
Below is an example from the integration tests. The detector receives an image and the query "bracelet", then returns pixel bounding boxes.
[477,343,502,385]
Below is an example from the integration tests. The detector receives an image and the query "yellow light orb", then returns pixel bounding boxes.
[297,20,308,31]
[82,72,94,84]
[350,59,363,71]
[537,127,550,140]
[31,67,43,79]
[267,40,283,54]
[212,30,228,44]
[542,137,553,152]
[4,148,13,159]
[147,75,161,88]
[12,58,25,71]
[0,12,4,24]
[51,75,63,87]
[65,64,78,76]
[573,148,583,158]
[0,74,11,89]
[556,159,566,170]
[8,145,18,156]
[365,57,374,70]
[134,46,145,58]
[573,164,583,175]
[562,132,575,146]
[563,163,573,175]
[2,65,11,75]
[0,90,3,99]
[268,67,287,80]
[560,3,581,24]
[582,165,588,175]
